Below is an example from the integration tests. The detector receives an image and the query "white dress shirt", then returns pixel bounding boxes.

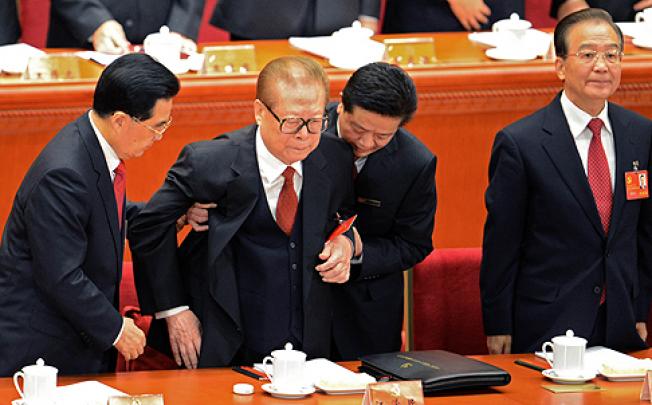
[560,91,615,191]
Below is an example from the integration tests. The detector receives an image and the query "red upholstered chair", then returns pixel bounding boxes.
[411,248,487,355]
[116,262,177,371]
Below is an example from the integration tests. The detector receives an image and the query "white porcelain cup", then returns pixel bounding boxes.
[13,358,58,405]
[144,26,182,71]
[262,343,307,392]
[636,8,652,25]
[541,330,586,377]
[492,13,532,47]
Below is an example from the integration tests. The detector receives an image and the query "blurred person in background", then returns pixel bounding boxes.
[551,0,652,21]
[1,0,20,45]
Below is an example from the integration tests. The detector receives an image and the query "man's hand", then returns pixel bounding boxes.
[636,322,648,342]
[357,16,379,34]
[175,33,198,54]
[114,317,146,361]
[316,235,353,283]
[634,0,652,11]
[92,20,130,54]
[352,226,363,257]
[447,0,491,31]
[176,202,216,232]
[487,335,512,354]
[166,310,202,369]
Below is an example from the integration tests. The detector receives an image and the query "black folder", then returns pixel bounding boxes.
[359,350,511,393]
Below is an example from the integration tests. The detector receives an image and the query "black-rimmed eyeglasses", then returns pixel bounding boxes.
[261,100,328,134]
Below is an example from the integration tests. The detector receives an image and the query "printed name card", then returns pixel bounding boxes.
[640,370,652,401]
[362,380,424,405]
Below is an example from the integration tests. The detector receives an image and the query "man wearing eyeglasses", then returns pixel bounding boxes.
[0,54,179,376]
[130,56,356,368]
[481,8,652,354]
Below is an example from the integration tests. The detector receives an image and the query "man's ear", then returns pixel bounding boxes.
[110,111,130,133]
[555,56,566,82]
[253,99,264,124]
[336,102,344,115]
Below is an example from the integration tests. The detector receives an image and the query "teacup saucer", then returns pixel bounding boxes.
[261,383,316,399]
[542,369,596,384]
[485,47,538,61]
[632,37,652,50]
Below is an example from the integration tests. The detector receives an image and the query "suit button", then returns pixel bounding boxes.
[124,19,134,27]
[291,263,297,270]
[290,242,296,249]
[594,286,601,294]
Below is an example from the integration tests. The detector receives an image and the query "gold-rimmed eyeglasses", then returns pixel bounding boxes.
[568,49,623,64]
[260,100,328,135]
[132,116,173,138]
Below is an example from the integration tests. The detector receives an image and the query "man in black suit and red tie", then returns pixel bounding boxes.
[0,54,180,376]
[481,8,652,354]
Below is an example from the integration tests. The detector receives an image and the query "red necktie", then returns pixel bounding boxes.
[587,118,612,234]
[276,166,298,236]
[587,118,610,305]
[113,161,126,229]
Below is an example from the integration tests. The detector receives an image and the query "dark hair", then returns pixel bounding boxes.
[554,8,623,57]
[341,62,417,126]
[93,53,180,120]
[256,56,329,107]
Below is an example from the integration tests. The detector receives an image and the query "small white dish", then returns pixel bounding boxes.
[599,368,646,382]
[315,383,366,395]
[632,37,652,49]
[542,369,596,384]
[261,383,316,399]
[485,47,538,61]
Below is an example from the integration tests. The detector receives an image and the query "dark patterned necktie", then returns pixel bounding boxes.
[276,166,298,236]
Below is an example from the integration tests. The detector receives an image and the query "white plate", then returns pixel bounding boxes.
[599,369,645,382]
[542,369,596,384]
[632,37,652,50]
[485,47,538,61]
[314,383,366,395]
[261,383,315,399]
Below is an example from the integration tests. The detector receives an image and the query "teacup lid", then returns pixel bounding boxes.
[270,342,307,360]
[332,21,374,40]
[145,26,181,45]
[552,329,587,346]
[22,358,58,375]
[493,13,532,30]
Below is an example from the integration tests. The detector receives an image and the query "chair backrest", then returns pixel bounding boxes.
[412,248,487,355]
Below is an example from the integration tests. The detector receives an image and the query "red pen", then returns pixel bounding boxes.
[327,214,357,242]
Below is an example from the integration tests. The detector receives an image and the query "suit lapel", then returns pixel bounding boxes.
[77,113,123,260]
[301,146,330,303]
[606,106,635,243]
[541,97,605,237]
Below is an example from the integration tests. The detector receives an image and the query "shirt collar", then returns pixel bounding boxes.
[88,110,121,175]
[255,126,303,182]
[560,91,612,139]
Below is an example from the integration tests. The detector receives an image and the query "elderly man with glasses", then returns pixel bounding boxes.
[130,56,356,368]
[481,8,652,355]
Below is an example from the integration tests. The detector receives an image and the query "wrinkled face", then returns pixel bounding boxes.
[555,20,621,115]
[254,79,325,165]
[337,103,401,158]
[111,98,173,159]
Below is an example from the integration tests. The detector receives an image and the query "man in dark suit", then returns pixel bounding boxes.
[210,0,380,40]
[0,53,179,376]
[48,0,204,54]
[323,63,436,360]
[481,9,652,354]
[383,0,524,32]
[0,0,20,45]
[130,56,356,369]
[551,0,651,21]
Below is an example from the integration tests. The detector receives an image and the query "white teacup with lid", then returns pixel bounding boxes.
[541,330,587,377]
[13,358,58,405]
[144,26,183,72]
[262,343,307,392]
[492,13,532,47]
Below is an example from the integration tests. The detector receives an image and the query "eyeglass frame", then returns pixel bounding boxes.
[565,48,624,65]
[132,115,173,138]
[260,100,328,135]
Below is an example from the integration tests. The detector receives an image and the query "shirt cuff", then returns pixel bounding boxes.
[155,305,190,319]
[351,252,364,265]
[358,15,378,22]
[112,317,126,346]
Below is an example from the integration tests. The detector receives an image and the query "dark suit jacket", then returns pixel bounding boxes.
[324,105,437,360]
[130,125,355,366]
[383,0,524,33]
[47,0,204,48]
[480,94,652,353]
[0,113,128,376]
[550,0,637,21]
[210,0,380,39]
[0,0,20,45]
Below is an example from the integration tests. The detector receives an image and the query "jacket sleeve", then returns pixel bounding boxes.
[24,167,123,350]
[356,155,436,279]
[359,0,380,17]
[480,130,528,336]
[167,0,205,40]
[50,0,114,44]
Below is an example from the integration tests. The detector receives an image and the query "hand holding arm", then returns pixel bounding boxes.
[487,335,512,354]
[447,0,491,31]
[316,235,354,283]
[165,310,202,369]
[176,202,216,232]
[92,20,130,54]
[114,318,146,361]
